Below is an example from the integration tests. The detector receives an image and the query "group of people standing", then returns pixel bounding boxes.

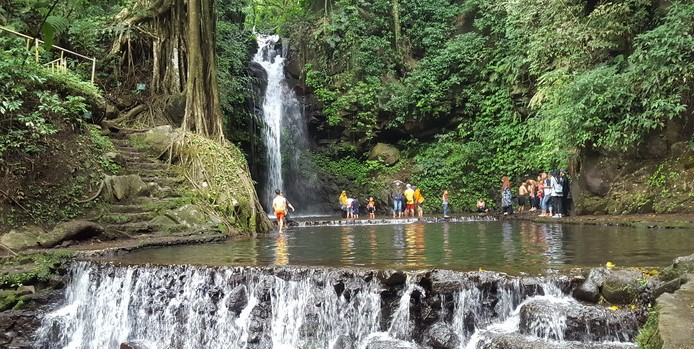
[391,184,427,218]
[502,170,571,217]
[339,191,377,219]
[339,183,430,220]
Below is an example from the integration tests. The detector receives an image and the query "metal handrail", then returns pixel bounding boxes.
[0,25,97,84]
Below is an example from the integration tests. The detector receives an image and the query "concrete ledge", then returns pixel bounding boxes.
[657,274,694,349]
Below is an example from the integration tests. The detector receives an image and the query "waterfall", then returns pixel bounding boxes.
[252,34,317,212]
[36,262,639,349]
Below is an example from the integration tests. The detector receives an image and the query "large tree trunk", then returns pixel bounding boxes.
[182,0,224,142]
[111,0,224,142]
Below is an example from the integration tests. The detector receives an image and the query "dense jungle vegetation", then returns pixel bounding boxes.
[1,0,693,216]
[248,0,693,211]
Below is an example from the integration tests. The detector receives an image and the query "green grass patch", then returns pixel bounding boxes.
[636,308,663,349]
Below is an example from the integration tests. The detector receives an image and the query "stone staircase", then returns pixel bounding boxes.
[93,134,222,240]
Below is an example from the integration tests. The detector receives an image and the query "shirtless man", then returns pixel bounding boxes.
[272,189,295,231]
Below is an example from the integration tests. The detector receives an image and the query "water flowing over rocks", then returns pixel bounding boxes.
[29,261,643,349]
[519,298,639,342]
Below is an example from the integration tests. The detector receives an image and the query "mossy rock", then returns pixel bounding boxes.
[129,126,176,157]
[0,226,43,250]
[104,175,150,202]
[369,143,400,166]
[602,269,643,304]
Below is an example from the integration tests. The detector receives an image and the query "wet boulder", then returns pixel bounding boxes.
[120,341,151,349]
[365,338,420,349]
[602,269,643,304]
[572,267,609,303]
[430,270,463,294]
[379,270,407,287]
[226,285,248,314]
[332,335,355,349]
[426,322,458,349]
[519,298,640,342]
[477,333,635,349]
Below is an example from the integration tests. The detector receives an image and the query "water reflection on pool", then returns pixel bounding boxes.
[106,221,694,274]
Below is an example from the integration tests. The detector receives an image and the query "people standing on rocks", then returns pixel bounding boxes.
[392,192,404,218]
[501,176,513,215]
[442,190,449,218]
[413,186,425,218]
[367,196,376,219]
[518,181,528,213]
[272,189,294,231]
[404,184,415,217]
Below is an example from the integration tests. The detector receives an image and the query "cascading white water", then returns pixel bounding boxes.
[35,262,639,349]
[252,34,316,211]
[253,34,285,210]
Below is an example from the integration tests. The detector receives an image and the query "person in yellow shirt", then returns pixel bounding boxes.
[339,190,348,217]
[403,184,415,217]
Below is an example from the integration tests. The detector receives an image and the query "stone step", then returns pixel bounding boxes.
[102,222,162,236]
[123,169,170,177]
[141,176,186,187]
[107,204,151,214]
[123,161,169,171]
[99,211,157,224]
[120,155,159,164]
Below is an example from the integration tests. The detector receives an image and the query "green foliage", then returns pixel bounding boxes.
[0,41,92,160]
[0,251,73,289]
[216,0,258,144]
[635,308,663,349]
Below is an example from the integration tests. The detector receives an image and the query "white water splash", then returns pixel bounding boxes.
[36,263,638,349]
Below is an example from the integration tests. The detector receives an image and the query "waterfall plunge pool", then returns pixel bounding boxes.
[101,220,694,275]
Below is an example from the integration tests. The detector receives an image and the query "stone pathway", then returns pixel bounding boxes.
[658,274,694,349]
[89,134,224,244]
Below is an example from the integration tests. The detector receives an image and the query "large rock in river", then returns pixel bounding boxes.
[519,298,640,342]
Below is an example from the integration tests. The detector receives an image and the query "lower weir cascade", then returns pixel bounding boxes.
[36,262,640,349]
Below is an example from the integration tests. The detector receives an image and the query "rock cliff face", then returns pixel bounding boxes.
[573,117,694,215]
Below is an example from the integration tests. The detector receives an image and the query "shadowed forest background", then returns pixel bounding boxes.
[1,0,693,227]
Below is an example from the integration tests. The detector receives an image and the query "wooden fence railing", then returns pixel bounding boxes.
[0,25,96,84]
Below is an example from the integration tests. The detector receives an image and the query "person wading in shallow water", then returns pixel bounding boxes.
[442,190,449,218]
[272,189,294,231]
